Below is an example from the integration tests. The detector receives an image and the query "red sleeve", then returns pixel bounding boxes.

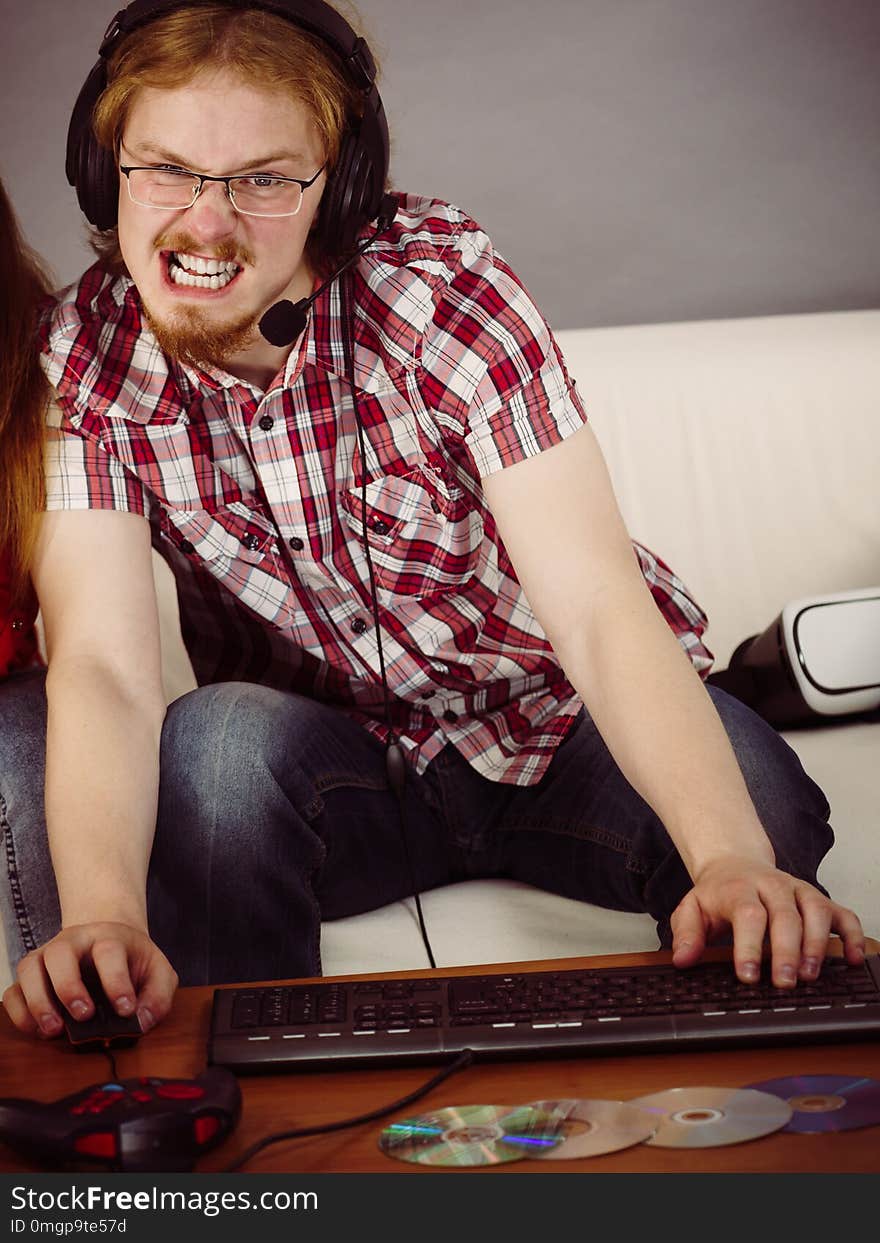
[0,551,41,677]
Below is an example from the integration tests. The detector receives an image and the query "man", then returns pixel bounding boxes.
[0,0,864,1040]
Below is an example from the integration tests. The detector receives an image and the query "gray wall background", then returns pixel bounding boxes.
[1,0,878,330]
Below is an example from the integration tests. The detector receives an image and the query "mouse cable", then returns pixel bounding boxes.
[100,1044,120,1081]
[218,1047,474,1172]
[341,270,436,970]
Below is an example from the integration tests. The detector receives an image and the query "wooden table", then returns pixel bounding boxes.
[2,945,878,1174]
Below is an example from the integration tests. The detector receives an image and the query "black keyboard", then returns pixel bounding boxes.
[207,953,880,1074]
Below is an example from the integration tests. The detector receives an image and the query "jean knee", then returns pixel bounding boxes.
[0,670,57,962]
[161,682,296,798]
[707,685,833,878]
[0,670,48,773]
[149,684,326,982]
[156,681,324,870]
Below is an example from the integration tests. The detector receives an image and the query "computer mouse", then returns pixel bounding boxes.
[60,962,142,1052]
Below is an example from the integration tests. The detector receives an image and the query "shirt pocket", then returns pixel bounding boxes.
[159,501,278,571]
[340,468,486,601]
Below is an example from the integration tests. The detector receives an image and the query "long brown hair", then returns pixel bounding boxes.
[0,178,51,600]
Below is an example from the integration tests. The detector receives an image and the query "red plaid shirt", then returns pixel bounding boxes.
[41,194,712,784]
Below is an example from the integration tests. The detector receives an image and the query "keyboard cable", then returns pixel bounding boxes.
[217,1047,474,1172]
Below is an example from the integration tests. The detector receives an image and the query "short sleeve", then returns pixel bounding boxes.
[415,226,589,478]
[44,397,151,517]
[464,310,588,479]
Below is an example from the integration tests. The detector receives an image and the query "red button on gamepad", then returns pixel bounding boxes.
[74,1132,117,1158]
[155,1083,205,1100]
[194,1115,220,1144]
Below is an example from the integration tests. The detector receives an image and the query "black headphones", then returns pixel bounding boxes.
[65,0,390,255]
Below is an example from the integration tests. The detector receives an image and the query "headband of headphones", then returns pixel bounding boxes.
[65,0,390,254]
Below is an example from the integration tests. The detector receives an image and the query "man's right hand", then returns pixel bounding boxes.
[1,922,178,1039]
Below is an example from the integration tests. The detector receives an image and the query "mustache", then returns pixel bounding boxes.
[154,232,255,266]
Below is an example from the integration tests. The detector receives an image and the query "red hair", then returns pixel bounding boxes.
[0,179,51,600]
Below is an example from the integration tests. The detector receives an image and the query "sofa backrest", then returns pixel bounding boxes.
[554,310,880,666]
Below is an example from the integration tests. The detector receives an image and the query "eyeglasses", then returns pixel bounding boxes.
[118,163,325,218]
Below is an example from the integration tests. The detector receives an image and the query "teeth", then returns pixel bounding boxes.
[174,250,239,275]
[168,252,240,289]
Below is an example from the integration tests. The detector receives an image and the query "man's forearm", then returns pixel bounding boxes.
[557,581,776,880]
[44,659,166,930]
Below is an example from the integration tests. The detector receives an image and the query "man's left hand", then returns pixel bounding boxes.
[670,856,866,986]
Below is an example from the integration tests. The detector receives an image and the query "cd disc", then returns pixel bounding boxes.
[378,1104,565,1167]
[525,1098,658,1159]
[743,1074,880,1133]
[629,1086,793,1148]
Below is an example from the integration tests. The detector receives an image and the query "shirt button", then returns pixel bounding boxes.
[258,414,274,431]
[179,539,195,555]
[442,709,459,723]
[288,536,304,551]
[241,533,261,552]
[371,519,390,535]
[420,689,436,700]
[11,619,24,632]
[351,618,368,635]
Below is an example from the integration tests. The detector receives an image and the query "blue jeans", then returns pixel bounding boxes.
[0,669,833,986]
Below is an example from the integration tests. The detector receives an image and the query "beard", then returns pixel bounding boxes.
[144,231,259,372]
[143,300,259,373]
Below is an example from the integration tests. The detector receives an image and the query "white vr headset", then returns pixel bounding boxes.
[710,587,880,727]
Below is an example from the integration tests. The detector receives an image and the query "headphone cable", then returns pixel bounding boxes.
[341,269,437,970]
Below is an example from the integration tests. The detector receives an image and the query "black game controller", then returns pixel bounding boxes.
[0,1067,241,1171]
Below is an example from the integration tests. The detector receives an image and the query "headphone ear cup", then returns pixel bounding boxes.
[317,129,357,257]
[66,60,119,231]
[317,122,379,256]
[80,140,119,232]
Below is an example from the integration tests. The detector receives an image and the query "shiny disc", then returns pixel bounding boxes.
[378,1104,565,1166]
[526,1098,658,1159]
[743,1074,880,1133]
[629,1086,793,1148]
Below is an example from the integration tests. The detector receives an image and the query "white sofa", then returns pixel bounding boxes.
[2,310,877,990]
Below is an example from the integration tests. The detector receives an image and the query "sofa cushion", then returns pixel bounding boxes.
[321,880,659,975]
